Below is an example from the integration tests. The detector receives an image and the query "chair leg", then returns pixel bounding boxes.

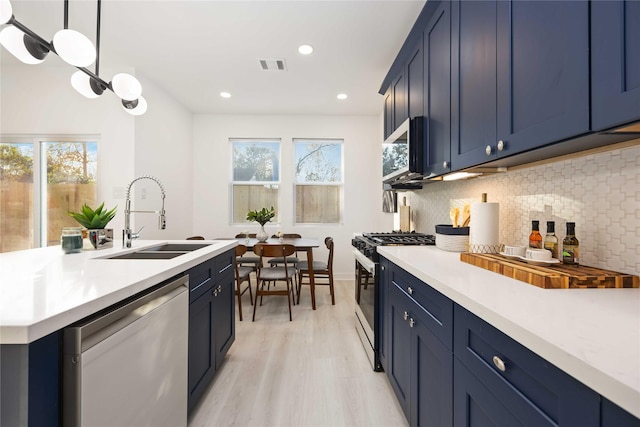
[252,283,260,321]
[329,274,335,305]
[236,281,243,322]
[287,279,293,321]
[248,276,254,306]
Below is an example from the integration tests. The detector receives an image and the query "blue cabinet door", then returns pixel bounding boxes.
[451,0,498,169]
[411,308,453,427]
[495,0,589,156]
[602,398,640,427]
[213,262,235,370]
[452,0,589,169]
[384,87,393,140]
[592,0,640,131]
[393,73,407,134]
[423,0,452,178]
[406,38,424,120]
[188,284,215,412]
[387,282,412,419]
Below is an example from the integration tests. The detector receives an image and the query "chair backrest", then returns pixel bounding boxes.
[186,236,205,240]
[324,237,334,271]
[235,233,257,238]
[235,244,248,257]
[254,243,296,260]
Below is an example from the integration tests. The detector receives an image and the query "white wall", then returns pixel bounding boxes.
[192,114,390,279]
[0,63,193,242]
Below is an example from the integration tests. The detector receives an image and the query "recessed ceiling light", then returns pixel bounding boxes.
[220,92,231,98]
[337,93,348,100]
[298,44,314,55]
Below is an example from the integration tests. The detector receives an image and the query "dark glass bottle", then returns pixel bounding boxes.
[544,221,558,259]
[529,220,542,249]
[562,222,580,265]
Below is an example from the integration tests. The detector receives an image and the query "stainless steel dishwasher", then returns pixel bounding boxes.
[63,275,189,427]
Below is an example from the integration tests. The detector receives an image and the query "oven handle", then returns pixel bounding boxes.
[353,249,376,274]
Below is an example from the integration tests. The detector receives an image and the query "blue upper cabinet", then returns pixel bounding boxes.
[451,0,590,170]
[422,1,452,178]
[591,1,640,131]
[406,38,424,120]
[383,71,407,140]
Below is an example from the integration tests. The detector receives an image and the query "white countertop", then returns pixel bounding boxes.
[377,246,640,419]
[0,239,237,345]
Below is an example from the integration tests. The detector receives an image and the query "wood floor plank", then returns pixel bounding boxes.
[188,280,408,427]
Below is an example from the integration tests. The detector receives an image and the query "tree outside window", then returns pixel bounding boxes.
[294,139,343,224]
[231,139,280,224]
[0,140,97,252]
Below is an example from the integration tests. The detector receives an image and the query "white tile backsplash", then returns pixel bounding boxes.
[405,142,640,276]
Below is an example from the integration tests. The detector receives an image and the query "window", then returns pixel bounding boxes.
[0,138,98,252]
[231,139,280,224]
[294,139,343,224]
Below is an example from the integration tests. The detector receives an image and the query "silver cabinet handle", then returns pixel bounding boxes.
[212,284,222,296]
[381,265,385,271]
[443,161,448,169]
[407,286,413,295]
[403,311,409,321]
[485,145,492,156]
[497,140,505,152]
[409,318,415,328]
[492,355,506,372]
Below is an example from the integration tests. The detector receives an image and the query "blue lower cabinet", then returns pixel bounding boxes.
[387,281,453,427]
[602,398,640,427]
[454,305,599,426]
[187,249,235,412]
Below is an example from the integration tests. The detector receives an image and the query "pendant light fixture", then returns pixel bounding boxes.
[0,0,147,115]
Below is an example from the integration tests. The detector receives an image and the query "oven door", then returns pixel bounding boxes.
[354,249,380,371]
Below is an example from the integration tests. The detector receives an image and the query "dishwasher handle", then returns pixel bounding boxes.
[64,275,189,355]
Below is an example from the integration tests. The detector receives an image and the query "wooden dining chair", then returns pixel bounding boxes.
[253,243,297,321]
[235,233,261,270]
[234,245,254,321]
[268,233,302,267]
[297,237,335,306]
[186,235,205,240]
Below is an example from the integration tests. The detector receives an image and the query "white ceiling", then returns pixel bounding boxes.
[3,0,426,115]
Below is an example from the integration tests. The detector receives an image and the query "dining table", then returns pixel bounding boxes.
[236,237,321,310]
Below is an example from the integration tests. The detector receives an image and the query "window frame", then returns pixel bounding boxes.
[292,138,344,225]
[0,134,99,249]
[230,138,281,225]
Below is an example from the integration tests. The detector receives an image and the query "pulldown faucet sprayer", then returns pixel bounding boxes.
[123,175,166,248]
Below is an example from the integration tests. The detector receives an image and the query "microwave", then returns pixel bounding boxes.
[382,117,425,188]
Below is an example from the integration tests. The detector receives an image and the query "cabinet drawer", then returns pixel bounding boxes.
[454,305,599,426]
[389,264,452,349]
[188,258,215,302]
[215,248,235,277]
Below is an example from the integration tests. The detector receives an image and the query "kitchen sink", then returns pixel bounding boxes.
[101,243,211,260]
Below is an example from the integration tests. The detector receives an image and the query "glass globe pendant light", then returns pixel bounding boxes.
[0,0,13,24]
[53,29,95,67]
[0,25,48,64]
[71,70,105,98]
[122,96,147,116]
[111,73,142,101]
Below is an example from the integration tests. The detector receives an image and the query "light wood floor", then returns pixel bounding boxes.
[187,279,408,427]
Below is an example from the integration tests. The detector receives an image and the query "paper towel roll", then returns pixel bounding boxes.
[470,202,500,248]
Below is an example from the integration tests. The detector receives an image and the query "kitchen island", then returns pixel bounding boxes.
[378,245,640,422]
[0,239,237,426]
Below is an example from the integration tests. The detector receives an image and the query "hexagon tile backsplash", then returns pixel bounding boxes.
[405,142,640,276]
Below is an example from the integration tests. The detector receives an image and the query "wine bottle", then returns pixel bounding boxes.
[544,221,558,259]
[529,220,542,249]
[562,222,580,265]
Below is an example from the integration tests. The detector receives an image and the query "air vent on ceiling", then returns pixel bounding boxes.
[259,58,287,71]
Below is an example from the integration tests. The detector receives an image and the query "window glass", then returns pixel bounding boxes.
[0,139,98,252]
[294,140,343,224]
[0,143,34,252]
[231,139,280,224]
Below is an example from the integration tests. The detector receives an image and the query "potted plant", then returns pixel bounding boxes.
[246,206,275,242]
[68,202,117,250]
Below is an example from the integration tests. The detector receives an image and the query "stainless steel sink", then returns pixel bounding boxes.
[145,243,211,252]
[107,251,187,260]
[102,243,211,260]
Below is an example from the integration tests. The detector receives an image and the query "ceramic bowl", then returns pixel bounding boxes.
[503,245,526,257]
[525,248,552,261]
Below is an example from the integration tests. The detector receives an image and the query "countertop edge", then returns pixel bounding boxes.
[378,246,640,419]
[0,239,237,345]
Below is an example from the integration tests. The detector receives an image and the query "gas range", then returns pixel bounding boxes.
[352,232,435,262]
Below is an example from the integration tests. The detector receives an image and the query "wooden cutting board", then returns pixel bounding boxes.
[399,197,411,232]
[460,253,639,289]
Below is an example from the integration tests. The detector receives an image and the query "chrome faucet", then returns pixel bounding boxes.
[123,175,166,248]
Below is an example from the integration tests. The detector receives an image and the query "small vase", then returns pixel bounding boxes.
[256,225,269,242]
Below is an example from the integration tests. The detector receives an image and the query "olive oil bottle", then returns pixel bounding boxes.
[544,221,558,259]
[562,222,579,265]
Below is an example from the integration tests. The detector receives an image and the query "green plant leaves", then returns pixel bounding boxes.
[246,206,275,226]
[68,202,117,229]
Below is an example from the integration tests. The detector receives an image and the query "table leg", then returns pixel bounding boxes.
[307,248,317,310]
